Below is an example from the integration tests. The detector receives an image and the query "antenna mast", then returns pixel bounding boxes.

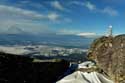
[108,25,113,37]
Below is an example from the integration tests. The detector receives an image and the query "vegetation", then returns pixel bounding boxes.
[0,52,69,83]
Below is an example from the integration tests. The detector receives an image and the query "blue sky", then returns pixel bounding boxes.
[0,0,124,36]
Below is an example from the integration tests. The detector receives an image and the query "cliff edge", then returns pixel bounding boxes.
[88,34,125,83]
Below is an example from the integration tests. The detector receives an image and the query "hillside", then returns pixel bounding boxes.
[88,34,125,83]
[0,52,69,83]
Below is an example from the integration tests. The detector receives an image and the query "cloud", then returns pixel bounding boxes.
[71,1,118,16]
[71,1,96,11]
[47,12,72,23]
[0,4,64,21]
[51,1,64,11]
[57,29,96,36]
[77,32,97,36]
[0,5,44,20]
[70,1,84,5]
[51,1,65,11]
[101,7,118,16]
[0,5,59,34]
[0,4,71,34]
[84,1,96,11]
[51,1,69,12]
[19,1,44,9]
[57,29,79,35]
[0,19,49,34]
[47,12,59,21]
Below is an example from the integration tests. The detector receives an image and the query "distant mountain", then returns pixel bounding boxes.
[0,34,95,48]
[5,25,26,34]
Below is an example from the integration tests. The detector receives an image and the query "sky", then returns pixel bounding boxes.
[0,0,125,36]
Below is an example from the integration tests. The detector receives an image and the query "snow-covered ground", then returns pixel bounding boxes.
[0,45,87,56]
[0,45,52,55]
[57,61,114,83]
[0,46,30,55]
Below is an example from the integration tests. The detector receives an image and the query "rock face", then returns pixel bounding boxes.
[88,35,125,83]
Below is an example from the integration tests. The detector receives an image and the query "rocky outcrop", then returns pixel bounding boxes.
[88,35,125,83]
